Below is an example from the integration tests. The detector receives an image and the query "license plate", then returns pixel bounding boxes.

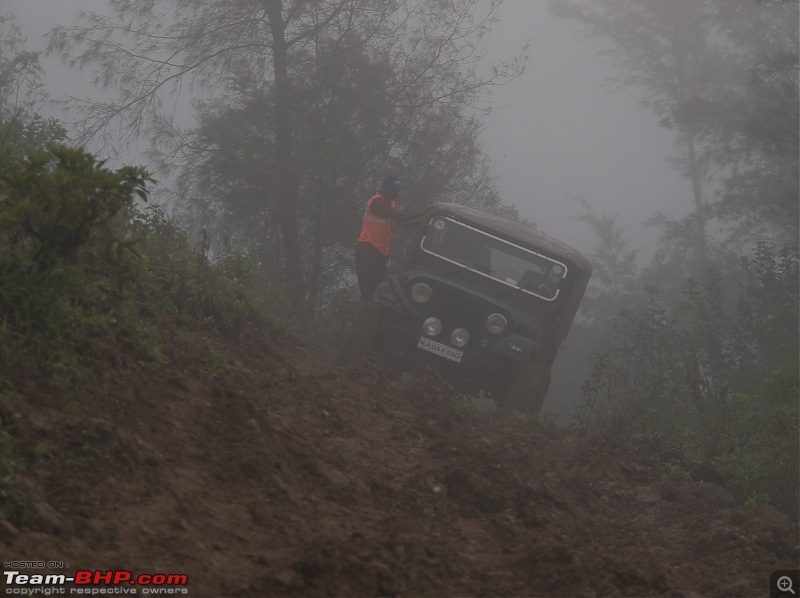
[417,336,463,363]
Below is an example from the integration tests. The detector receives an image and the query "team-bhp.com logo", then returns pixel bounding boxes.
[4,569,189,595]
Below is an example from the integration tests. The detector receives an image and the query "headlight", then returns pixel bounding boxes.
[423,317,442,336]
[486,313,507,334]
[410,282,432,304]
[450,327,470,347]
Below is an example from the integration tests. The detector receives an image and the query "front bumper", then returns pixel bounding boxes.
[375,279,540,363]
[374,319,515,392]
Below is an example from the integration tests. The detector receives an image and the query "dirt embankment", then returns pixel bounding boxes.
[2,324,798,597]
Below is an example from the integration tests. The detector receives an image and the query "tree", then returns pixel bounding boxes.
[173,35,512,313]
[48,0,523,311]
[552,0,798,265]
[707,0,799,246]
[0,13,65,155]
[576,251,798,518]
[570,197,640,326]
[551,0,745,274]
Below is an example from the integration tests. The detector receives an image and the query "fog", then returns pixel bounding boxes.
[483,0,687,255]
[3,0,797,530]
[5,0,690,259]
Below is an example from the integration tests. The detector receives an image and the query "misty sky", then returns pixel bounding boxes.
[5,0,692,257]
[485,1,687,249]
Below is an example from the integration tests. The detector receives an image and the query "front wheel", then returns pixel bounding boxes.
[498,360,552,415]
[498,343,557,415]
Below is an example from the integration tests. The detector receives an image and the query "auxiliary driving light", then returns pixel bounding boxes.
[450,327,470,347]
[423,317,442,337]
[410,282,433,304]
[486,313,507,334]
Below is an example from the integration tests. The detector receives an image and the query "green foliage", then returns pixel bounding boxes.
[0,384,26,521]
[49,0,524,315]
[1,114,67,159]
[0,146,151,331]
[129,204,269,336]
[570,198,640,326]
[0,142,281,525]
[737,242,800,369]
[716,362,799,521]
[578,245,799,519]
[452,392,479,418]
[0,13,66,158]
[0,143,272,351]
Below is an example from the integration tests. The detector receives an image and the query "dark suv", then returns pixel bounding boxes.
[338,202,592,414]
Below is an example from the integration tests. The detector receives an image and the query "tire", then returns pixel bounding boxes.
[498,361,550,414]
[334,300,381,366]
[498,344,556,415]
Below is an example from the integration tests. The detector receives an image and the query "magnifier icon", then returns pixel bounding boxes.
[778,576,796,595]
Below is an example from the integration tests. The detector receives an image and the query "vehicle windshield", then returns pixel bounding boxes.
[420,216,567,301]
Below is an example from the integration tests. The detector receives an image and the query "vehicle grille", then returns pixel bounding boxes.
[429,285,485,333]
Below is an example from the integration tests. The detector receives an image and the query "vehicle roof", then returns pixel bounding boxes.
[432,202,593,274]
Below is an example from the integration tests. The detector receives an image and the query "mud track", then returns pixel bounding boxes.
[2,325,797,596]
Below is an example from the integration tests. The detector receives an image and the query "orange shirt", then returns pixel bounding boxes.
[357,194,396,256]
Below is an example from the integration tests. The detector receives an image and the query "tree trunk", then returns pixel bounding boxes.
[686,130,709,273]
[264,0,305,308]
[306,179,325,315]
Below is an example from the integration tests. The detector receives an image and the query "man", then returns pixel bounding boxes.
[354,174,430,300]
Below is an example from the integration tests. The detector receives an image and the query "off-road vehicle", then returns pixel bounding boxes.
[338,202,592,414]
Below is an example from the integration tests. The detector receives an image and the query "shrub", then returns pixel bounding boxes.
[0,145,150,330]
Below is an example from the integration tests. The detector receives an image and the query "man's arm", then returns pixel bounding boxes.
[371,197,433,226]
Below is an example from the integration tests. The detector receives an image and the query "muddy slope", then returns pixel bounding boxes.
[2,325,797,597]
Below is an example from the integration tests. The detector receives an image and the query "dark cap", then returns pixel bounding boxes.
[382,174,402,191]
